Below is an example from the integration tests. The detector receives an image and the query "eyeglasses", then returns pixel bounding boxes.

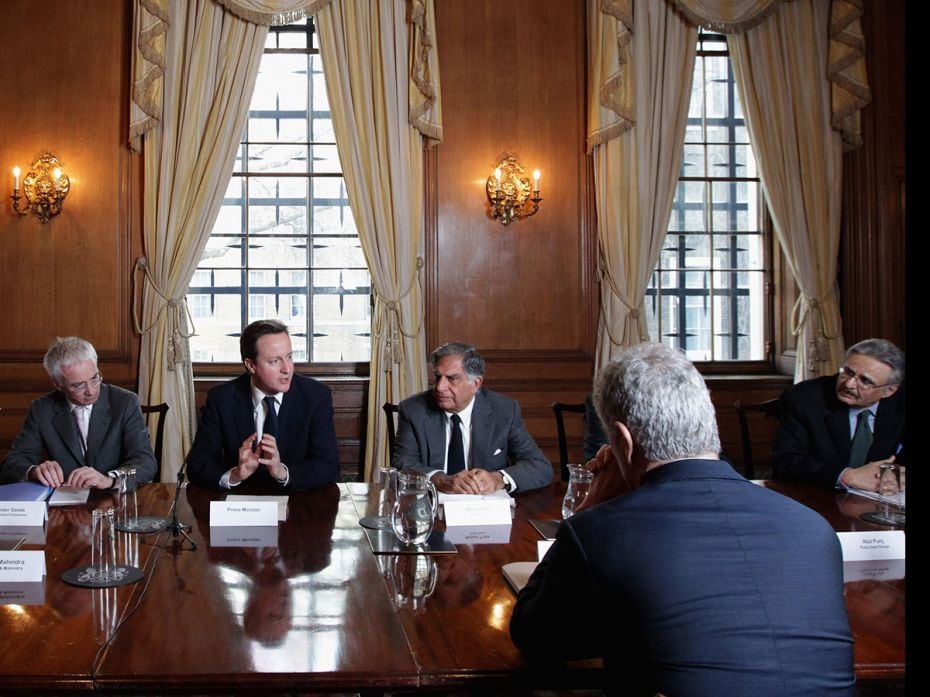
[837,365,894,390]
[66,372,103,392]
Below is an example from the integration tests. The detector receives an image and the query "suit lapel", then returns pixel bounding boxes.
[470,391,493,468]
[278,381,307,452]
[826,401,852,466]
[871,397,900,460]
[234,376,256,443]
[84,385,112,468]
[425,394,447,469]
[52,395,85,466]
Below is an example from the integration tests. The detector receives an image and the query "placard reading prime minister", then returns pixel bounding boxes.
[393,343,551,494]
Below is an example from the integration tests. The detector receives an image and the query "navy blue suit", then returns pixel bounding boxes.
[186,373,339,491]
[773,375,906,488]
[511,459,854,696]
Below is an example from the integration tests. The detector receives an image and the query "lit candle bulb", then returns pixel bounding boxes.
[13,166,20,191]
[494,167,501,192]
[533,169,541,192]
[53,167,62,191]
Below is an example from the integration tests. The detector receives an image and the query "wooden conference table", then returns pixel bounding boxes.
[0,478,904,693]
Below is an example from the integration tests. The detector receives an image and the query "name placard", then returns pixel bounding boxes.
[444,524,512,545]
[0,502,46,527]
[210,500,278,527]
[443,498,512,527]
[836,531,905,562]
[0,551,46,582]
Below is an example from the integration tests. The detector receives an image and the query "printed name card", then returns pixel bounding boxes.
[210,500,278,527]
[836,531,905,562]
[444,524,513,545]
[0,551,46,582]
[443,498,512,527]
[0,502,46,527]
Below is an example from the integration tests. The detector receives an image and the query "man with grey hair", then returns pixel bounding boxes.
[393,342,551,493]
[773,337,905,491]
[1,337,157,488]
[511,343,854,695]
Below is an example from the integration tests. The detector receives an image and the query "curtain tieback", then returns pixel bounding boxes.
[373,257,425,372]
[132,256,194,370]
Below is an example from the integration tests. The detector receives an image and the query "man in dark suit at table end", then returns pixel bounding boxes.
[393,342,551,494]
[186,319,339,491]
[1,336,156,488]
[510,343,854,696]
[773,337,905,491]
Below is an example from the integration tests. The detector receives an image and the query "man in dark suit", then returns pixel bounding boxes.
[510,343,854,696]
[773,338,905,491]
[1,337,157,488]
[393,342,551,494]
[186,319,339,491]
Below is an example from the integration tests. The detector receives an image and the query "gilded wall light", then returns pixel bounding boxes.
[11,153,71,223]
[486,156,542,226]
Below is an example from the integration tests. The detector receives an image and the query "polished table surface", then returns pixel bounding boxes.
[0,478,904,692]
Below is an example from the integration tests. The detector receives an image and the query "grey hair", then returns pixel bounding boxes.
[43,337,98,384]
[593,343,720,463]
[429,342,485,380]
[845,338,905,384]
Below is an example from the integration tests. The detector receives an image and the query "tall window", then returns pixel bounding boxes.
[646,30,769,363]
[187,19,371,364]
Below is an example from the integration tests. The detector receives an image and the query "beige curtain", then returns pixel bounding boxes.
[590,0,697,367]
[132,0,268,480]
[316,0,441,480]
[728,0,846,380]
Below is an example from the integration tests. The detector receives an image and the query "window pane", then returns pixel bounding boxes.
[650,30,766,362]
[188,17,371,364]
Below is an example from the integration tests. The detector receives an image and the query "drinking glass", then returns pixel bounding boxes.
[91,508,118,582]
[562,463,593,519]
[861,462,906,526]
[391,471,438,546]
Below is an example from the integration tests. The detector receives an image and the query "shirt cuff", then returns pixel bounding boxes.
[220,469,242,489]
[500,469,517,493]
[835,467,851,490]
[273,464,289,486]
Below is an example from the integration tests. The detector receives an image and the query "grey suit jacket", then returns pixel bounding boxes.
[0,384,157,484]
[393,388,552,492]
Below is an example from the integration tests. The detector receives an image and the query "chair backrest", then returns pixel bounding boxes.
[550,402,586,481]
[383,402,399,463]
[733,398,779,479]
[141,402,169,482]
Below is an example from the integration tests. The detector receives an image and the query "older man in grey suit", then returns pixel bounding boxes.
[0,337,156,489]
[393,342,552,494]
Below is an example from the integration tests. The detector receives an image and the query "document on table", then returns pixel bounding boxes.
[502,561,538,593]
[847,487,905,508]
[48,486,90,507]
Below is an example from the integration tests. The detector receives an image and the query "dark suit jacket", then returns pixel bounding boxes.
[393,388,552,492]
[0,384,157,484]
[186,373,339,491]
[583,393,608,461]
[511,459,854,696]
[772,375,906,488]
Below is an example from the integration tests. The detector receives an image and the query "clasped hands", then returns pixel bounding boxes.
[231,432,288,485]
[840,456,905,494]
[29,460,114,489]
[432,468,504,495]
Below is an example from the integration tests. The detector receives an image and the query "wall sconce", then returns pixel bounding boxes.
[486,156,542,226]
[11,153,71,223]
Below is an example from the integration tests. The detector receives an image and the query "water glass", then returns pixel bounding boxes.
[562,463,593,519]
[392,471,438,546]
[91,508,118,582]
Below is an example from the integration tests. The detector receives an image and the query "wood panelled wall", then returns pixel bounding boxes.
[0,0,906,483]
[0,1,143,453]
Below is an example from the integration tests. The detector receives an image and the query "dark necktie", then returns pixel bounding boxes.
[847,410,873,468]
[447,414,466,475]
[263,396,279,440]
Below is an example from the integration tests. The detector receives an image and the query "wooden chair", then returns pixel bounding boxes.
[382,402,399,461]
[733,398,780,479]
[550,402,586,481]
[141,402,169,482]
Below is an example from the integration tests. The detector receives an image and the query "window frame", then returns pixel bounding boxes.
[188,18,372,378]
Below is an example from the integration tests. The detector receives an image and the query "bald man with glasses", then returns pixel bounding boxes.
[0,336,157,489]
[772,338,905,491]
